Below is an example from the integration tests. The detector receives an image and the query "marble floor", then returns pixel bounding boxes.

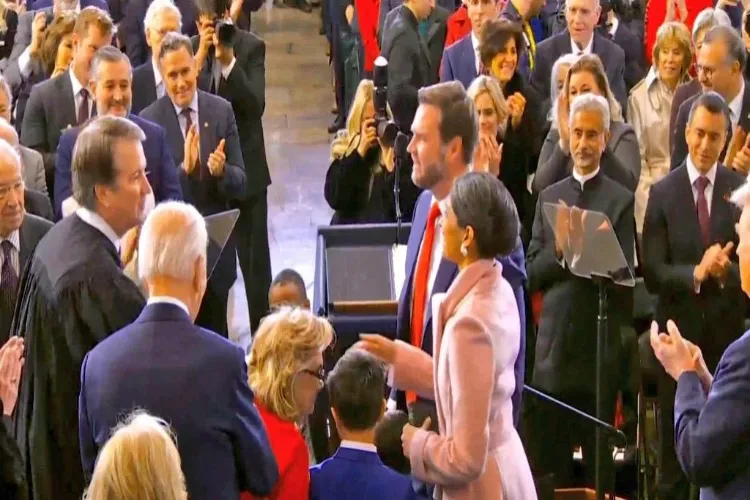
[228,6,334,344]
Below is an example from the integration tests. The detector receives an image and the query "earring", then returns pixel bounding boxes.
[460,244,468,257]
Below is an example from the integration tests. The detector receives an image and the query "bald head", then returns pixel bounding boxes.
[0,139,24,237]
[0,119,19,147]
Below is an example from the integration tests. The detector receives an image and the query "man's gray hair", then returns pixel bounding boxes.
[693,8,731,42]
[72,116,146,210]
[731,180,750,208]
[0,75,12,111]
[138,201,207,282]
[569,93,610,131]
[90,45,132,83]
[144,0,182,35]
[158,31,194,63]
[703,25,747,71]
[0,138,21,173]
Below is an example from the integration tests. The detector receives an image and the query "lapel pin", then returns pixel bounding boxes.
[204,122,209,128]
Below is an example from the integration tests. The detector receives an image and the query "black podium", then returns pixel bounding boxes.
[310,223,411,461]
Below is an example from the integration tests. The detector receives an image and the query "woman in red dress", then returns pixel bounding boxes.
[244,308,334,500]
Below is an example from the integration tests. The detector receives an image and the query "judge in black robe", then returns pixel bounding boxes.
[9,116,151,500]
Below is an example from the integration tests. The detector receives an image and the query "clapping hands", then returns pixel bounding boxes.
[0,337,24,416]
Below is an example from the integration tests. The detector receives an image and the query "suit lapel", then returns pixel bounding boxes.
[18,217,30,272]
[56,74,77,129]
[145,63,157,105]
[196,92,216,166]
[736,82,750,133]
[424,258,458,336]
[676,166,707,253]
[161,98,185,164]
[460,37,477,82]
[710,168,735,244]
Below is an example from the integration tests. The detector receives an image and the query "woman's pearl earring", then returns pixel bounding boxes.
[460,245,468,257]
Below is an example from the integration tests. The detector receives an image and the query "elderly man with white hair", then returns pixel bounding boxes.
[527,93,635,491]
[78,200,278,500]
[130,0,182,113]
[649,177,750,500]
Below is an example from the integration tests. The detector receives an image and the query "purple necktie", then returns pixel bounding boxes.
[77,88,90,125]
[695,176,711,245]
[1,240,18,310]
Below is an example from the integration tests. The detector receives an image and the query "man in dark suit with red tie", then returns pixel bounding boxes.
[358,82,527,429]
[643,91,746,499]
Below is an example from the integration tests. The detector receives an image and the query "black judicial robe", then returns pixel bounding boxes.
[9,214,145,500]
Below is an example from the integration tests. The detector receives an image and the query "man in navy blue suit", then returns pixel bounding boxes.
[359,82,527,429]
[54,46,182,218]
[78,201,278,500]
[439,0,498,89]
[310,348,426,500]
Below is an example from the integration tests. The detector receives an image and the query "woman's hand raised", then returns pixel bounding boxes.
[357,118,378,158]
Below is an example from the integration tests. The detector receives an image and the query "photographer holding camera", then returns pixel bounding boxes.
[324,79,420,224]
[191,0,272,334]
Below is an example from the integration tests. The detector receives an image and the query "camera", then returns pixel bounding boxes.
[372,57,399,148]
[215,19,236,47]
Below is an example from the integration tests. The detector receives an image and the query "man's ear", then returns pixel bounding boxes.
[379,398,386,418]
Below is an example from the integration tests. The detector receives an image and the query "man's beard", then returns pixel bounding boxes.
[412,149,448,190]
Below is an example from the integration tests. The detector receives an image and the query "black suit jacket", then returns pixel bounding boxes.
[612,23,646,94]
[131,60,158,115]
[140,91,246,290]
[19,72,78,190]
[668,79,701,149]
[381,5,447,128]
[191,29,271,197]
[19,213,52,273]
[529,30,627,111]
[642,163,746,370]
[23,189,53,221]
[670,83,750,171]
[527,172,635,394]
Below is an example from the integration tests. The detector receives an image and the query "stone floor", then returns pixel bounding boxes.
[228,6,333,344]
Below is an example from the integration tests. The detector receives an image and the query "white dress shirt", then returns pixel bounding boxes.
[686,156,717,216]
[571,35,594,55]
[152,57,165,99]
[339,440,378,453]
[0,229,20,276]
[147,295,190,316]
[471,31,481,74]
[75,207,120,251]
[727,80,745,131]
[70,68,94,120]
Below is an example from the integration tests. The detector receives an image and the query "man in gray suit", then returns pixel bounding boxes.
[0,77,46,196]
[0,139,52,342]
[140,32,246,338]
[19,6,113,197]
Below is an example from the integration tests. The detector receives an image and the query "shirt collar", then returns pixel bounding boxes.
[572,166,600,187]
[728,80,745,122]
[172,91,199,118]
[608,17,619,38]
[69,68,85,97]
[686,155,718,187]
[645,66,659,90]
[571,34,594,55]
[0,229,20,252]
[471,31,479,53]
[151,57,163,88]
[339,440,378,453]
[147,296,190,316]
[75,207,120,250]
[433,195,449,216]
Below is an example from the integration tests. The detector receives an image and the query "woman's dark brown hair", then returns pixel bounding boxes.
[39,12,76,76]
[478,18,525,70]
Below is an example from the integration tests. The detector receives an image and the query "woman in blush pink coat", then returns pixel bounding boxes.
[359,173,536,499]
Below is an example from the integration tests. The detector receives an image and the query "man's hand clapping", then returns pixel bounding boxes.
[695,242,734,284]
[0,337,24,416]
[208,139,226,177]
[183,123,200,175]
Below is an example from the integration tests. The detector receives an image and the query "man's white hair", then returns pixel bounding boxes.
[731,180,750,209]
[693,8,731,42]
[138,201,207,282]
[143,0,182,35]
[569,93,610,131]
[0,136,21,171]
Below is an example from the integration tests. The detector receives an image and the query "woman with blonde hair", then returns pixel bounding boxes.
[0,0,17,62]
[84,411,187,500]
[324,79,420,225]
[628,22,693,234]
[244,307,334,500]
[534,54,640,194]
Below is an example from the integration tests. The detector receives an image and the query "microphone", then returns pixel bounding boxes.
[393,132,410,245]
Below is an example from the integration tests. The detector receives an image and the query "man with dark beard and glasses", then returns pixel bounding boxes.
[54,46,183,218]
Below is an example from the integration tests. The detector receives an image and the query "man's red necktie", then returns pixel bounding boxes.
[408,202,441,404]
[695,176,711,245]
